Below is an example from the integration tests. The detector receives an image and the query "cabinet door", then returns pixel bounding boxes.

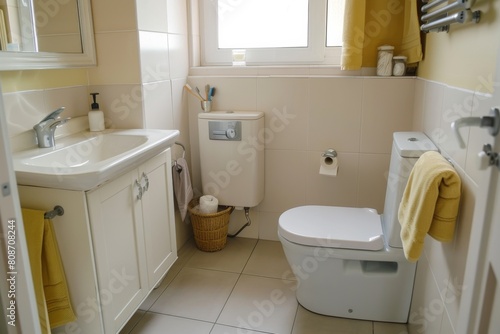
[86,170,148,334]
[140,149,177,288]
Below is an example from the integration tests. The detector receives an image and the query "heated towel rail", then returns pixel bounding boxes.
[421,0,480,33]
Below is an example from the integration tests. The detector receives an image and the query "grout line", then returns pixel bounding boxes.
[212,239,259,326]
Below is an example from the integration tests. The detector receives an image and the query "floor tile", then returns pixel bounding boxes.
[292,305,372,334]
[374,321,409,334]
[186,237,257,273]
[119,310,145,333]
[139,238,198,311]
[217,275,298,334]
[150,267,239,322]
[243,240,295,280]
[129,313,213,334]
[211,324,273,334]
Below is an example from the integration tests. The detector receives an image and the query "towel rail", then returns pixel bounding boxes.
[173,141,186,172]
[44,205,64,219]
[420,0,480,33]
[422,0,448,13]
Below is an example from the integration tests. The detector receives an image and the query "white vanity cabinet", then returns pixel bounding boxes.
[18,148,177,334]
[86,149,177,333]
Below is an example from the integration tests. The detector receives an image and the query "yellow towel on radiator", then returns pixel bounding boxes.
[398,152,462,262]
[22,209,76,332]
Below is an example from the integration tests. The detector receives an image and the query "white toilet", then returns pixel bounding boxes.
[278,132,438,323]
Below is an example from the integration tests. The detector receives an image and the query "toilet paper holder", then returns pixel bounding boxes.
[322,149,337,158]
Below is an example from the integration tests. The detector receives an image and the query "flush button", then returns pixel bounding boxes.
[226,128,236,139]
[408,137,418,142]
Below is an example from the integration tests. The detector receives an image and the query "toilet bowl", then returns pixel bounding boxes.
[278,132,438,323]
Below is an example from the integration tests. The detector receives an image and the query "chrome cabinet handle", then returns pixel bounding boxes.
[135,179,143,200]
[141,172,149,193]
[451,108,499,148]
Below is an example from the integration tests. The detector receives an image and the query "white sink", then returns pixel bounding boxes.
[13,129,179,190]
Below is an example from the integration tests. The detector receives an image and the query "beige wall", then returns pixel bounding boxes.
[418,0,500,92]
[0,69,88,92]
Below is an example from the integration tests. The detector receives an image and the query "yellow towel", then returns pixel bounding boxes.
[398,152,461,262]
[22,209,76,332]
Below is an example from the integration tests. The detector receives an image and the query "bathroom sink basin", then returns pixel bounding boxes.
[13,129,179,190]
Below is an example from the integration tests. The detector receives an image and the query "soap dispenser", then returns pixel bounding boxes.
[89,93,105,131]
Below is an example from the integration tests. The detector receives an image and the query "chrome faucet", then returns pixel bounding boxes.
[33,107,68,148]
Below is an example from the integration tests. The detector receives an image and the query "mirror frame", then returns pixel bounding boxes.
[0,0,96,71]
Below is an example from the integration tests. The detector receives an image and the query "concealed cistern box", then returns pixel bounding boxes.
[198,111,264,207]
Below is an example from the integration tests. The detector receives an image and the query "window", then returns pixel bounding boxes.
[200,0,345,66]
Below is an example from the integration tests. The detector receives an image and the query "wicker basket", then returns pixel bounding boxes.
[188,198,234,252]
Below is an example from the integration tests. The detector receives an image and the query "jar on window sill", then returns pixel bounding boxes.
[376,45,394,76]
[392,56,407,76]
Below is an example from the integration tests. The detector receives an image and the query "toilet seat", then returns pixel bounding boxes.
[278,206,384,251]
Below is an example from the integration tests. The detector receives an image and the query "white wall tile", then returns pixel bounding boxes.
[171,78,190,154]
[137,0,169,33]
[88,32,141,85]
[167,0,188,35]
[143,80,174,129]
[357,153,391,212]
[4,90,46,138]
[259,149,308,213]
[308,77,363,152]
[45,86,89,119]
[422,81,445,143]
[91,0,137,33]
[256,77,309,150]
[444,172,477,329]
[88,84,144,129]
[413,78,426,131]
[168,34,190,80]
[305,151,359,207]
[258,211,281,241]
[193,76,257,111]
[408,254,445,334]
[361,78,414,154]
[139,31,170,83]
[227,209,259,239]
[438,86,473,167]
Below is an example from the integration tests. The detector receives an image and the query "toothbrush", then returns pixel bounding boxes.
[209,87,215,101]
[194,86,205,100]
[184,84,204,102]
[205,84,210,100]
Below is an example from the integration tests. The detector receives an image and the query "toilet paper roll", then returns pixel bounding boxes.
[319,156,338,177]
[199,195,218,214]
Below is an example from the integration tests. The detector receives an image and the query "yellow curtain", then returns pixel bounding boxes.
[401,0,423,64]
[341,0,423,71]
[341,0,367,71]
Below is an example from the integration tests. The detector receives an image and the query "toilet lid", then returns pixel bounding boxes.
[278,206,384,251]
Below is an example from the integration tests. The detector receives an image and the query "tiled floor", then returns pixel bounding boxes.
[120,238,409,334]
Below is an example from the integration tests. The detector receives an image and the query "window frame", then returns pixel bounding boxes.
[200,0,341,66]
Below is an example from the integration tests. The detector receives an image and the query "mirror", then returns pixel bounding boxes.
[0,0,96,70]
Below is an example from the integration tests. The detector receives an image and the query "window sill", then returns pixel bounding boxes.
[189,65,378,77]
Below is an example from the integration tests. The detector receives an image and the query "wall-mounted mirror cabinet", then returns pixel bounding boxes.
[0,0,96,70]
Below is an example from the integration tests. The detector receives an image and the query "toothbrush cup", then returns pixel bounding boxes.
[201,100,212,113]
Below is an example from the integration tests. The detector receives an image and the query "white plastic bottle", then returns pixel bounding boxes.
[89,93,105,131]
